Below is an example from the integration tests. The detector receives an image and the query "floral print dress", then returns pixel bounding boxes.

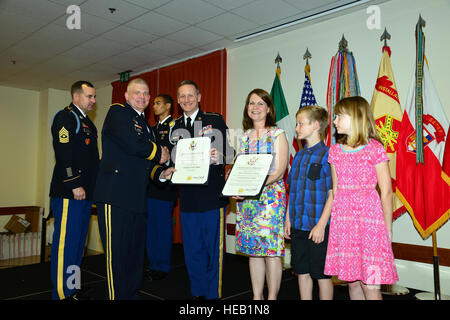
[235,127,286,257]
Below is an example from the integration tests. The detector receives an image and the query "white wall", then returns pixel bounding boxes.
[226,0,450,294]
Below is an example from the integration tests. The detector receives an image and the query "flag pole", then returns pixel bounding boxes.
[431,231,441,300]
[415,230,449,300]
[376,27,409,296]
[412,15,448,300]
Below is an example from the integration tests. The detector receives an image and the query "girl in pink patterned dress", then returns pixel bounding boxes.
[324,96,398,300]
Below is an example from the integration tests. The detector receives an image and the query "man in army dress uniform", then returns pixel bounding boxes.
[145,94,178,281]
[93,78,173,300]
[170,80,233,300]
[49,80,99,300]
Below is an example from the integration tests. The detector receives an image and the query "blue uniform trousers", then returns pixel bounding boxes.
[97,203,146,300]
[180,207,225,299]
[50,198,92,300]
[146,198,174,273]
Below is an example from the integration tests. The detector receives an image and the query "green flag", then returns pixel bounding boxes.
[270,67,297,164]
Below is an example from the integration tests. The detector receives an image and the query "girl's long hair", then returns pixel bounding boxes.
[334,96,381,147]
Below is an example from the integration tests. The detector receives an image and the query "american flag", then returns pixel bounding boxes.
[299,68,317,109]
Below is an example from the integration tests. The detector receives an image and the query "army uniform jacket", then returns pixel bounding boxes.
[49,103,99,201]
[170,109,234,212]
[147,115,178,202]
[93,102,165,213]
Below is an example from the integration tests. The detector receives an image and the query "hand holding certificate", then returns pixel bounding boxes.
[222,153,273,197]
[171,137,211,185]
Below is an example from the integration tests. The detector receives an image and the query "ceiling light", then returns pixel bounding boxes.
[234,0,372,42]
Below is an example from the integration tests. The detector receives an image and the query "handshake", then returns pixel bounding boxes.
[160,146,170,164]
[158,146,176,180]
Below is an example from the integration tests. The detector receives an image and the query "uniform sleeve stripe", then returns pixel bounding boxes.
[146,142,158,161]
[150,165,162,180]
[63,175,81,182]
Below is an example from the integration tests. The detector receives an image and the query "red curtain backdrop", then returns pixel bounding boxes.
[110,49,227,243]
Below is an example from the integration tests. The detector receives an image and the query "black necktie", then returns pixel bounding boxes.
[186,117,192,131]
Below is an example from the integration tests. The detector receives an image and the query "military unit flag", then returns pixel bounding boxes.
[396,20,450,239]
[370,46,405,220]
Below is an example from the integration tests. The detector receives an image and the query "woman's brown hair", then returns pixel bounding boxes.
[242,88,277,131]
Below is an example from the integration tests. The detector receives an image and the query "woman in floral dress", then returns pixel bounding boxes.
[234,88,289,300]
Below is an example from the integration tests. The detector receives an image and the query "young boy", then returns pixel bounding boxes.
[285,105,334,300]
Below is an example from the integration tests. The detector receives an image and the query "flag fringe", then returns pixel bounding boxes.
[442,170,450,186]
[396,189,450,239]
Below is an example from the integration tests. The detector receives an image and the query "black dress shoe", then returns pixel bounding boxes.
[192,296,206,300]
[64,290,92,301]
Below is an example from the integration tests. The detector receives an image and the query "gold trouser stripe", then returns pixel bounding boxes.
[105,204,115,300]
[146,142,157,161]
[218,207,224,298]
[57,199,69,300]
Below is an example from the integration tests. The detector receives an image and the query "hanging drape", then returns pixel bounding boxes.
[111,49,227,125]
[110,49,227,243]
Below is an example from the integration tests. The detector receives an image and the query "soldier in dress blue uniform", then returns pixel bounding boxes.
[170,80,234,300]
[93,78,173,300]
[145,94,178,281]
[49,81,99,300]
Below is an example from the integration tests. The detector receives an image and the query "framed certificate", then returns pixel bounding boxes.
[221,153,273,197]
[171,137,211,185]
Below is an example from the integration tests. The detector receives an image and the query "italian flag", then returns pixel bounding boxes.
[270,66,298,167]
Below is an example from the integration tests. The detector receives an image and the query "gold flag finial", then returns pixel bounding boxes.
[303,48,312,65]
[338,34,348,52]
[417,14,426,28]
[380,27,391,47]
[275,52,282,77]
[275,52,282,67]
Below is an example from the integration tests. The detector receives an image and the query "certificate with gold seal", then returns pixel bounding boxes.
[222,153,273,197]
[171,137,211,185]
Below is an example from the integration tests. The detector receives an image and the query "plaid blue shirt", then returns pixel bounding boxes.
[287,141,332,231]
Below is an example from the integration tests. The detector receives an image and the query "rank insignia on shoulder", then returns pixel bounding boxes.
[59,127,69,143]
[206,112,221,116]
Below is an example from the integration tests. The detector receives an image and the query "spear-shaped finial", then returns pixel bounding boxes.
[338,34,348,52]
[417,14,426,28]
[380,27,391,47]
[275,52,282,68]
[303,48,312,65]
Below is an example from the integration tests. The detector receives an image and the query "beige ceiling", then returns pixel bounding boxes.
[0,0,380,91]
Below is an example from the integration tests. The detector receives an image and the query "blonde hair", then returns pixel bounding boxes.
[296,105,329,140]
[334,96,380,147]
[127,78,148,92]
